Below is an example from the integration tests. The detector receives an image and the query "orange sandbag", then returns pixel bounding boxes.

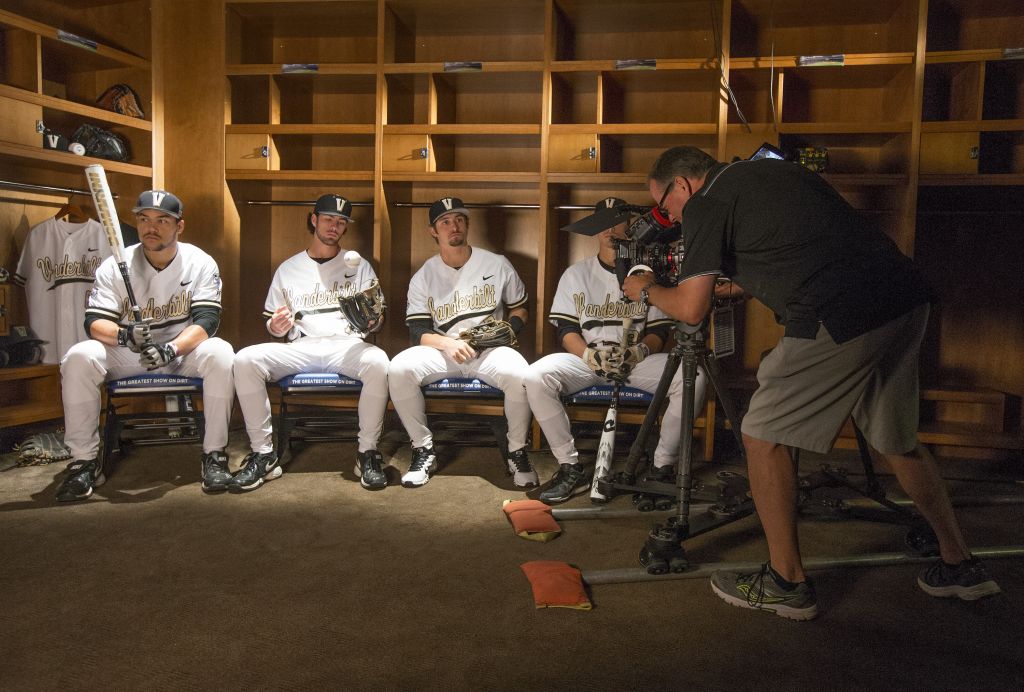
[520,561,592,610]
[502,499,561,542]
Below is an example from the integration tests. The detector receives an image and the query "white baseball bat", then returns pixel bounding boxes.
[590,314,634,503]
[84,164,145,323]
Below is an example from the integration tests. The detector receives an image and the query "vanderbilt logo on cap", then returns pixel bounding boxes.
[441,198,454,210]
[152,191,166,206]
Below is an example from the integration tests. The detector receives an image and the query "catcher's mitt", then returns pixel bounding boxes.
[458,317,518,350]
[15,431,72,466]
[339,279,385,334]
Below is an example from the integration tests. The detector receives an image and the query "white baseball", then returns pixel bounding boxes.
[69,142,86,156]
[343,250,362,268]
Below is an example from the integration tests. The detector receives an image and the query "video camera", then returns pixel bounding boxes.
[561,201,684,287]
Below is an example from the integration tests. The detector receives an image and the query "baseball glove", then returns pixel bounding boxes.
[339,279,386,334]
[15,431,72,466]
[458,317,518,350]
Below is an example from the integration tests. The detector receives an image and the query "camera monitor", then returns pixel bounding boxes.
[749,142,785,161]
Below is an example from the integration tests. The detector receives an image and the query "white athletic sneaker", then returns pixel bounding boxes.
[506,448,538,488]
[402,445,437,488]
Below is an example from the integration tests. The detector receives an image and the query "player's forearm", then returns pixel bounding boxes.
[562,332,587,358]
[646,279,715,326]
[418,332,451,350]
[89,319,121,346]
[169,324,208,357]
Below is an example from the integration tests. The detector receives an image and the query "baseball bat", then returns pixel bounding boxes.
[84,164,145,323]
[590,315,634,503]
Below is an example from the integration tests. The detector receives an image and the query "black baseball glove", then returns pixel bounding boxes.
[458,317,518,350]
[339,279,386,335]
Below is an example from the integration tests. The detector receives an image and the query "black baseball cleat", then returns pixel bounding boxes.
[354,449,388,490]
[402,445,437,487]
[227,450,282,493]
[539,462,591,505]
[200,450,233,493]
[506,448,539,488]
[56,459,105,502]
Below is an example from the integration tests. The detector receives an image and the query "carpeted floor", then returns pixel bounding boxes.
[1,427,1022,692]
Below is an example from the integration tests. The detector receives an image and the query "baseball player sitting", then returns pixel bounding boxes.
[56,190,235,501]
[388,197,537,489]
[523,198,708,505]
[231,194,391,492]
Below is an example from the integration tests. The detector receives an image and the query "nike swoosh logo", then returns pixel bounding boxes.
[345,272,356,278]
[483,274,494,280]
[87,247,99,252]
[180,280,192,286]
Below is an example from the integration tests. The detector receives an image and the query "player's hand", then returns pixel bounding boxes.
[268,306,294,337]
[444,336,477,364]
[583,345,627,380]
[139,342,178,370]
[622,343,649,371]
[118,319,153,353]
[622,271,655,303]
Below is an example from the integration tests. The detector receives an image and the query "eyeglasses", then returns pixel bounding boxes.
[657,181,675,210]
[135,214,177,228]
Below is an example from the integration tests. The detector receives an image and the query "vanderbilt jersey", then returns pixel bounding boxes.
[407,248,527,337]
[13,218,111,363]
[549,256,671,346]
[86,242,222,343]
[263,249,379,339]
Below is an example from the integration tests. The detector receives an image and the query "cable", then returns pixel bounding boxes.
[709,0,749,132]
[769,0,778,132]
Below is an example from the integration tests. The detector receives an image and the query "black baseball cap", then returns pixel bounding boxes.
[594,197,627,212]
[313,193,353,220]
[429,197,470,225]
[133,190,183,219]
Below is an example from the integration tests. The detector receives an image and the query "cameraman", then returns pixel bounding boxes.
[622,146,1000,620]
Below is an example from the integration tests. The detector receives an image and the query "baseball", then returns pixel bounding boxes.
[343,250,361,268]
[69,142,86,156]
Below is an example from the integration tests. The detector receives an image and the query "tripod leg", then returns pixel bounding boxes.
[700,350,745,458]
[622,350,680,481]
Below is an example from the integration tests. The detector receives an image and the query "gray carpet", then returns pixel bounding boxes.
[1,430,1022,691]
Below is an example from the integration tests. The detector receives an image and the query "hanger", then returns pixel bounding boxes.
[54,194,91,223]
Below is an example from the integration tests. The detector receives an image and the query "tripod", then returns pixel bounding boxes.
[592,318,948,575]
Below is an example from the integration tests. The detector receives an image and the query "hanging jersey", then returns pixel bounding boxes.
[549,256,671,346]
[263,249,379,339]
[85,242,222,343]
[13,218,111,363]
[406,248,527,337]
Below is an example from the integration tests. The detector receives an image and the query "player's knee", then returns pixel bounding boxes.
[60,341,104,376]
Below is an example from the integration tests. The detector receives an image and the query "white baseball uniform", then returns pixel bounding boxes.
[13,218,111,363]
[60,242,234,460]
[389,247,531,451]
[233,249,390,454]
[523,256,707,468]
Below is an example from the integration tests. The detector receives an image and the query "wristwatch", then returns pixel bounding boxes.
[639,286,651,305]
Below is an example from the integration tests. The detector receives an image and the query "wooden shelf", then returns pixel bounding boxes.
[926,49,1014,64]
[226,63,377,75]
[227,124,375,135]
[551,124,718,135]
[730,53,915,69]
[382,62,545,75]
[921,120,1024,133]
[225,169,374,181]
[0,84,152,132]
[384,124,541,135]
[918,174,1024,186]
[0,141,152,177]
[778,122,914,134]
[550,59,717,72]
[381,171,541,183]
[0,364,62,428]
[0,8,149,70]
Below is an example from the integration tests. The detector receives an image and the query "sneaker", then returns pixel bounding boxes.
[539,462,591,505]
[227,451,282,493]
[645,464,675,484]
[506,448,539,488]
[917,557,1002,601]
[354,449,388,490]
[201,450,233,493]
[710,563,819,621]
[56,459,105,502]
[401,445,437,488]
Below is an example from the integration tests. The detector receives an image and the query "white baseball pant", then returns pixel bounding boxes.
[388,345,532,452]
[60,337,235,459]
[233,336,390,454]
[523,352,707,468]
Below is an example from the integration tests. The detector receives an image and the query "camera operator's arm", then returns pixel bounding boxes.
[622,271,716,325]
[715,277,745,299]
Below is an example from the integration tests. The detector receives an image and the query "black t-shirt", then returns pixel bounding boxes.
[679,159,932,343]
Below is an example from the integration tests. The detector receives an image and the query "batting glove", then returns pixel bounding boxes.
[583,345,625,380]
[139,342,178,370]
[117,319,153,353]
